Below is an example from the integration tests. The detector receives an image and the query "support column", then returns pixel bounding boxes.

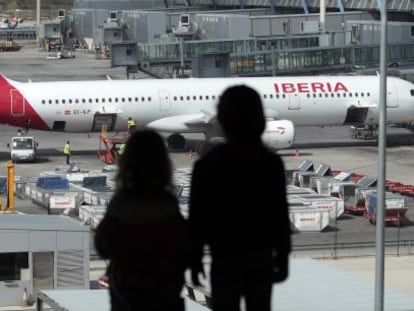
[210,0,217,10]
[268,0,277,15]
[337,0,344,12]
[301,0,309,14]
[36,0,40,46]
[319,0,326,32]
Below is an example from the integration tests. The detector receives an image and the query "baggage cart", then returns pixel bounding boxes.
[364,192,409,226]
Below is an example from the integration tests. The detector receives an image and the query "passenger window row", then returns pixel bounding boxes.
[41,97,152,105]
[173,95,217,101]
[263,92,372,100]
[263,94,287,99]
[306,92,371,98]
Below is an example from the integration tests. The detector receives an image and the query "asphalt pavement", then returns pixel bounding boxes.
[1,43,414,305]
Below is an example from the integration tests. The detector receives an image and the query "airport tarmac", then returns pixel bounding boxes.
[2,44,414,251]
[1,44,414,307]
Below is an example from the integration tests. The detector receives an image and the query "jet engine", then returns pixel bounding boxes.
[261,119,295,150]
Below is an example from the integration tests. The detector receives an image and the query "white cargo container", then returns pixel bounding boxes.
[296,194,345,219]
[329,180,355,197]
[49,192,82,213]
[310,177,337,195]
[289,204,330,232]
[78,205,107,228]
[286,185,316,196]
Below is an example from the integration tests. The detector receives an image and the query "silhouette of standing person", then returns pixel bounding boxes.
[188,85,291,311]
[95,129,188,311]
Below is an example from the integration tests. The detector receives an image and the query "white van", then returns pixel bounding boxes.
[7,136,38,163]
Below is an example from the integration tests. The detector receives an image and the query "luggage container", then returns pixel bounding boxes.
[78,205,107,228]
[295,194,344,219]
[298,171,316,188]
[364,192,409,226]
[289,204,330,232]
[340,185,376,215]
[286,185,316,196]
[333,171,352,182]
[329,180,355,197]
[291,160,314,186]
[48,192,82,215]
[309,176,336,194]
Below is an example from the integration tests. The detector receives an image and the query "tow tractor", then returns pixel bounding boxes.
[96,125,128,164]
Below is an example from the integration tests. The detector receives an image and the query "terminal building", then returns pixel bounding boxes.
[67,0,414,78]
[2,0,409,79]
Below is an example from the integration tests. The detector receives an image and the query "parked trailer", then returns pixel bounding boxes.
[364,192,409,226]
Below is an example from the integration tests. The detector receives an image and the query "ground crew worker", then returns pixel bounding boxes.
[24,119,31,133]
[119,143,126,155]
[127,117,136,134]
[63,141,71,165]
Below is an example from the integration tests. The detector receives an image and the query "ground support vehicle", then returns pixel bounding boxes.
[7,135,38,163]
[97,134,127,164]
[349,126,378,140]
[364,192,409,226]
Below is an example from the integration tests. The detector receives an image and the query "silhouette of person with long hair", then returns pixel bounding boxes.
[95,129,188,311]
[188,85,291,311]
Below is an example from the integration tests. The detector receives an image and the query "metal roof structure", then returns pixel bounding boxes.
[35,262,414,310]
[73,0,413,13]
[0,214,89,232]
[37,290,210,311]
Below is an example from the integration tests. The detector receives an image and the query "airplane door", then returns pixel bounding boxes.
[387,82,398,108]
[91,113,117,132]
[288,93,300,110]
[10,89,25,116]
[159,90,171,111]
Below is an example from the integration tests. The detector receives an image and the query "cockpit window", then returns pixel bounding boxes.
[410,90,414,96]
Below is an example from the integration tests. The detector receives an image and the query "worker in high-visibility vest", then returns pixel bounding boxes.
[63,141,71,164]
[127,117,136,134]
[119,143,126,155]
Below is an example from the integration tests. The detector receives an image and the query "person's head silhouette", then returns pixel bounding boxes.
[117,129,171,194]
[217,85,265,144]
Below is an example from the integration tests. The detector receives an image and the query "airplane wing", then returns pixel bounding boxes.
[146,111,217,133]
[347,101,377,108]
[96,107,124,114]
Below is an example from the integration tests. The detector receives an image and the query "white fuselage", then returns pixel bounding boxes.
[5,75,414,133]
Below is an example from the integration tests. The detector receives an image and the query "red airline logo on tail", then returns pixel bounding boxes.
[0,75,49,130]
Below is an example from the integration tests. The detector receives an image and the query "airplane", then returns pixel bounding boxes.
[0,16,23,29]
[0,74,413,155]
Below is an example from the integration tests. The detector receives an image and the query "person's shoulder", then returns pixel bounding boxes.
[261,147,285,165]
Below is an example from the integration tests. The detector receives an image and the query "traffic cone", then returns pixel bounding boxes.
[295,149,300,159]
